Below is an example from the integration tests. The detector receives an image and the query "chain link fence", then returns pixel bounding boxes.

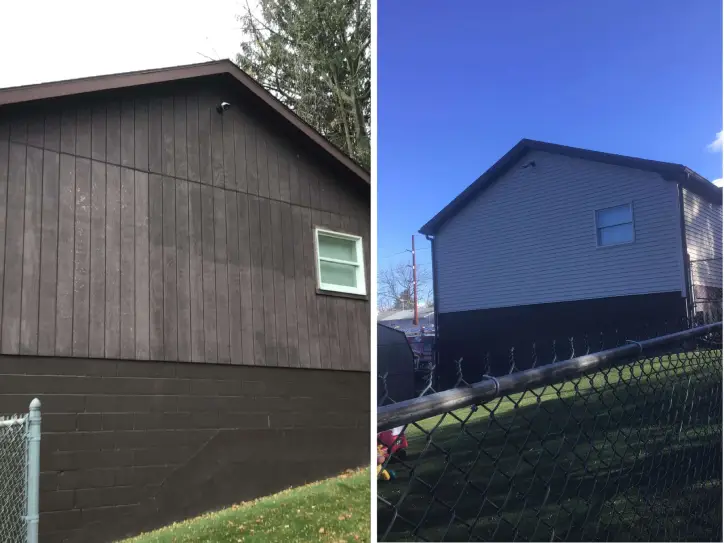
[0,399,41,543]
[377,323,722,542]
[688,257,723,322]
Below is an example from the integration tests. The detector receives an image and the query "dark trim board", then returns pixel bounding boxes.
[677,183,693,322]
[428,234,442,390]
[435,291,688,390]
[0,356,369,543]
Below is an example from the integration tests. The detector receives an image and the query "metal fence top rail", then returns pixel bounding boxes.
[0,416,27,427]
[377,322,721,431]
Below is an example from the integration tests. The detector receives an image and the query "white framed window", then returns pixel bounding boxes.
[314,228,366,296]
[595,203,634,247]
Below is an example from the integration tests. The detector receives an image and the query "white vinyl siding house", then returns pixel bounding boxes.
[433,150,685,314]
[683,187,723,290]
[421,139,721,389]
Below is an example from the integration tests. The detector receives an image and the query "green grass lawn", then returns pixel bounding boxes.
[378,351,723,542]
[123,469,370,543]
[408,353,713,437]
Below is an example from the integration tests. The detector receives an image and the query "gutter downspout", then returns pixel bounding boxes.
[678,176,693,325]
[425,234,440,388]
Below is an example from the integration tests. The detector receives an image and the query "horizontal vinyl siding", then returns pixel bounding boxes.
[683,187,722,288]
[435,151,683,313]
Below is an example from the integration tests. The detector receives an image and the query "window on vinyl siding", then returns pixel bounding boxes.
[596,203,634,247]
[314,228,366,295]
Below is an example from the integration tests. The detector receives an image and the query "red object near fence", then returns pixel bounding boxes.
[378,426,408,457]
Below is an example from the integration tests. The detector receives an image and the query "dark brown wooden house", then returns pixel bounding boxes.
[0,60,370,543]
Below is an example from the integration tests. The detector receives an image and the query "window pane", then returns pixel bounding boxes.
[318,234,358,262]
[596,204,632,228]
[598,223,634,246]
[320,260,358,288]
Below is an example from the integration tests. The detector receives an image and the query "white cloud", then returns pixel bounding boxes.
[713,178,724,187]
[707,130,723,152]
[0,0,247,89]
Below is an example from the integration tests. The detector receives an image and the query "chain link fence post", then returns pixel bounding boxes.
[26,398,41,543]
[0,398,41,543]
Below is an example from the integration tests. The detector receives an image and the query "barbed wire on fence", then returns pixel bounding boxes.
[377,321,723,542]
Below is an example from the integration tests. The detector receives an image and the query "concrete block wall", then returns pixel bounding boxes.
[0,356,369,542]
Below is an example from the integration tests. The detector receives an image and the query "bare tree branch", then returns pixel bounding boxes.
[378,262,432,311]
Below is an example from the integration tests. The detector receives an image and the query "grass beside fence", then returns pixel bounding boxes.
[124,468,370,543]
[378,351,722,541]
[408,352,720,438]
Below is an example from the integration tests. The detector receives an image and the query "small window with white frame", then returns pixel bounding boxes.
[314,228,366,296]
[595,203,634,247]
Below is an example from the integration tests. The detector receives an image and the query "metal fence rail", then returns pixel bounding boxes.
[0,399,41,543]
[377,323,722,542]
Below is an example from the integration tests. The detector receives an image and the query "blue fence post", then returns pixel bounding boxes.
[26,398,41,543]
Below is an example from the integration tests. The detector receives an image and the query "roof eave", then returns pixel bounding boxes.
[419,139,530,235]
[419,139,722,235]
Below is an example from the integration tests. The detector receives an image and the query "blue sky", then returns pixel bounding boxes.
[377,0,723,295]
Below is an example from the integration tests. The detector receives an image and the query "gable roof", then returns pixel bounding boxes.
[0,59,369,185]
[420,139,720,236]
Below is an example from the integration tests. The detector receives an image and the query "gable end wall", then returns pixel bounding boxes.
[434,151,684,314]
[0,79,370,371]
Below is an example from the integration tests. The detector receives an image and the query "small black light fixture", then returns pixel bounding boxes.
[216,102,231,114]
[522,160,536,169]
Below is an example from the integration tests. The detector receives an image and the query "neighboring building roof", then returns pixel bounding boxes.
[377,307,435,322]
[377,308,435,335]
[420,139,721,236]
[0,59,369,186]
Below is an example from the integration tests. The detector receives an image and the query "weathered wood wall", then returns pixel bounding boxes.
[0,78,370,371]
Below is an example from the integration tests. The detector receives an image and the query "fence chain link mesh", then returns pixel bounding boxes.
[0,415,29,543]
[377,323,723,542]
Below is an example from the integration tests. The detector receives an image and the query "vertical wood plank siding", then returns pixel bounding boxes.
[89,160,106,357]
[38,149,59,356]
[0,83,367,372]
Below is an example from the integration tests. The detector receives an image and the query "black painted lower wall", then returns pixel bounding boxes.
[0,357,369,543]
[436,291,688,389]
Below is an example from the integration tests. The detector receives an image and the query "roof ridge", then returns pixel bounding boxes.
[0,60,233,93]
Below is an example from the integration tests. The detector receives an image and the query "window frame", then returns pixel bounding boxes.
[313,227,367,297]
[594,202,635,248]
